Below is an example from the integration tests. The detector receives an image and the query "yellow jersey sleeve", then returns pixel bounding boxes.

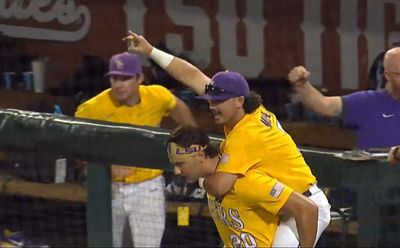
[74,89,112,120]
[150,85,177,116]
[75,98,96,119]
[75,101,96,119]
[234,169,293,216]
[217,135,262,176]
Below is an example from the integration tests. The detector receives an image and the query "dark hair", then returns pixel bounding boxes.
[168,125,219,158]
[243,91,262,113]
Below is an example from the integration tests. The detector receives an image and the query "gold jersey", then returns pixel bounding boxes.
[209,169,293,247]
[75,85,176,183]
[218,105,316,194]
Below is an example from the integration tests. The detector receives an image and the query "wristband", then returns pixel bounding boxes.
[198,178,205,189]
[149,47,174,69]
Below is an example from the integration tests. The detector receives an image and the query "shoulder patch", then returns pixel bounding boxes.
[269,182,285,199]
[219,154,230,164]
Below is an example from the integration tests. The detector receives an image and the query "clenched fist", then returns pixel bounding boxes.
[287,66,310,87]
[388,146,400,165]
[123,30,153,56]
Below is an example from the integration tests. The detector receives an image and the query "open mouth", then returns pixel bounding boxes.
[210,109,219,117]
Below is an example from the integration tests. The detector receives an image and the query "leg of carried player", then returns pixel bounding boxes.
[272,184,331,247]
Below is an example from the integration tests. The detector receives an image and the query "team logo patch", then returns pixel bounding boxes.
[115,59,124,69]
[269,182,285,199]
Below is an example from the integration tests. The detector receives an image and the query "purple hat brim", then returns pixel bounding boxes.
[105,71,137,77]
[196,93,238,101]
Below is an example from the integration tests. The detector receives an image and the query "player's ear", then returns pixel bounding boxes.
[137,73,144,85]
[235,96,245,108]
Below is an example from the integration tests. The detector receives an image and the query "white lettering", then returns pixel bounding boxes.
[0,0,91,41]
[165,0,212,68]
[217,0,264,77]
[123,0,392,91]
[365,1,385,70]
[302,0,323,86]
[124,0,149,66]
[229,232,257,248]
[338,0,358,89]
[218,203,230,227]
[229,208,244,230]
[387,1,400,47]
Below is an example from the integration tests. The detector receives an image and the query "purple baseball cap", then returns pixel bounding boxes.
[105,52,142,76]
[197,71,250,101]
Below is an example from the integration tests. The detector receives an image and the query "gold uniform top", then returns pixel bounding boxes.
[208,169,294,247]
[75,85,176,183]
[218,105,316,194]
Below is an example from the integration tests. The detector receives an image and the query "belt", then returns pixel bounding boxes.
[303,189,312,197]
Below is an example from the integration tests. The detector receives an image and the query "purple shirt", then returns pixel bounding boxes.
[342,89,400,149]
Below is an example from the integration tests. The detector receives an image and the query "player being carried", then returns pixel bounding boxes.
[124,31,331,247]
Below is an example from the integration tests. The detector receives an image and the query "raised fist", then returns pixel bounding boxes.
[287,66,310,87]
[388,146,400,165]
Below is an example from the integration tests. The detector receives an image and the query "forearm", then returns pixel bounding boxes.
[124,31,210,95]
[294,205,318,247]
[150,48,209,96]
[203,176,224,197]
[203,172,237,198]
[282,192,318,247]
[170,99,197,127]
[294,82,341,117]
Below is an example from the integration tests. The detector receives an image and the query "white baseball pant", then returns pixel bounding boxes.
[112,175,166,247]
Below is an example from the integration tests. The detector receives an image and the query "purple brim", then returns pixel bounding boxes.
[196,93,237,101]
[105,71,137,77]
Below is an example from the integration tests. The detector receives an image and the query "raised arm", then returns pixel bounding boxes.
[287,66,343,117]
[123,31,210,95]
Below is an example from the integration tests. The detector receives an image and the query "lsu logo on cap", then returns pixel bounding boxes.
[115,59,124,69]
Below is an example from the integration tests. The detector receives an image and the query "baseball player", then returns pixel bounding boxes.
[75,52,196,247]
[123,31,330,247]
[167,125,319,247]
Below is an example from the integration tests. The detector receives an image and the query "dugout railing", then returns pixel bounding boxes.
[1,108,400,247]
[0,108,174,247]
[0,108,222,247]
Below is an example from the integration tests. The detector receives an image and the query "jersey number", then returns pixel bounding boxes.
[229,232,257,248]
